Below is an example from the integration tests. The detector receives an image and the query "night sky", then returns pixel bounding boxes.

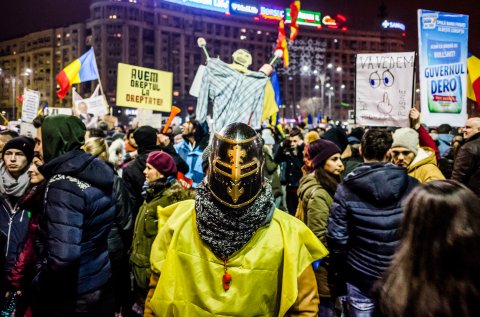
[1,0,479,54]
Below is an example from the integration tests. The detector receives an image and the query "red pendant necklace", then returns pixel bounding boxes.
[222,258,232,291]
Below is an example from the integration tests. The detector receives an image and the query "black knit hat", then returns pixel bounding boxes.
[2,136,35,164]
[133,126,158,149]
[322,127,348,152]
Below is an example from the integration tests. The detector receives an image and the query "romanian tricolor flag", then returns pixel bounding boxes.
[289,1,301,42]
[467,53,480,107]
[275,21,289,68]
[56,48,99,99]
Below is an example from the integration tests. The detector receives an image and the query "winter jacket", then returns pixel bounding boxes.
[326,162,419,295]
[108,174,133,262]
[35,150,115,302]
[437,133,454,158]
[263,145,282,199]
[175,140,204,188]
[3,183,45,291]
[451,132,480,197]
[407,147,445,183]
[0,194,31,285]
[297,173,334,298]
[416,125,440,162]
[130,180,193,300]
[274,143,304,188]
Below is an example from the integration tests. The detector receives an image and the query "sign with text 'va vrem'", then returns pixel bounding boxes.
[417,9,468,127]
[116,63,172,111]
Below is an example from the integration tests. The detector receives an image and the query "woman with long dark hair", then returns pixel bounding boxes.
[377,180,480,317]
[297,138,344,317]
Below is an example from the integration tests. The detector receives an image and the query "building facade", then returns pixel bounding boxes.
[0,0,405,121]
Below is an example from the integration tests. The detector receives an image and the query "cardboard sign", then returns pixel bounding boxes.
[116,63,172,111]
[355,52,415,127]
[21,89,41,123]
[74,95,108,117]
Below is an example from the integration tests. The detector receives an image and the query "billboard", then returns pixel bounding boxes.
[116,63,172,111]
[285,8,321,27]
[418,9,469,127]
[163,0,229,13]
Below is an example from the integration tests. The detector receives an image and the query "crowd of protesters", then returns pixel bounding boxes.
[0,108,479,317]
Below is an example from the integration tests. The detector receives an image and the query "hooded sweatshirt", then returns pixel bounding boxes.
[41,115,86,163]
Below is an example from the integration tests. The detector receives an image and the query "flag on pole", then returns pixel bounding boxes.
[56,48,99,99]
[275,21,289,68]
[289,1,301,42]
[467,53,480,107]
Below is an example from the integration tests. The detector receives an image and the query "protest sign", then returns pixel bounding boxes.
[418,9,469,127]
[20,122,36,138]
[74,95,108,116]
[21,88,41,123]
[116,63,172,112]
[137,108,163,128]
[43,107,73,116]
[355,52,415,127]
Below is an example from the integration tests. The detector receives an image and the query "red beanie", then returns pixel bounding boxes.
[146,151,177,177]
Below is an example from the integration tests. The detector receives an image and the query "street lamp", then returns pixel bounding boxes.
[326,89,335,119]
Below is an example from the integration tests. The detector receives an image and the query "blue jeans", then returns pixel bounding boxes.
[346,283,375,317]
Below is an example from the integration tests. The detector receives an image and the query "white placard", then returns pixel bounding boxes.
[20,122,36,138]
[355,52,415,127]
[137,108,163,128]
[21,89,41,123]
[44,107,73,116]
[74,95,108,117]
[189,64,206,97]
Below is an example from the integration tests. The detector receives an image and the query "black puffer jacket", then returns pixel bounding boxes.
[326,162,419,295]
[108,174,133,262]
[36,150,115,297]
[451,133,480,197]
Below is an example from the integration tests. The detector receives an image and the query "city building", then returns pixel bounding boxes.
[0,0,406,122]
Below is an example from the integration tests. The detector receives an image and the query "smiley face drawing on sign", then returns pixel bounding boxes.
[369,69,395,114]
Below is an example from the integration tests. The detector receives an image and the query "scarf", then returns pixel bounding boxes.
[195,180,275,260]
[0,162,30,199]
[142,177,174,202]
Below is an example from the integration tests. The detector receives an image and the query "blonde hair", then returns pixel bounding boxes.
[82,137,108,161]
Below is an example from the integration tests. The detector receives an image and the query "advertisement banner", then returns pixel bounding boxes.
[116,63,172,112]
[418,9,469,127]
[355,52,415,127]
[163,0,229,13]
[21,88,41,123]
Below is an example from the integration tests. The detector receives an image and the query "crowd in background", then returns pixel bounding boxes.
[0,108,479,317]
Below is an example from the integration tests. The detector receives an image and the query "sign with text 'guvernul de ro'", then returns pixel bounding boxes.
[418,9,468,127]
[116,63,172,111]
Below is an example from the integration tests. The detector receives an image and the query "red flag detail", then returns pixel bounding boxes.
[289,1,301,42]
[275,21,289,67]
